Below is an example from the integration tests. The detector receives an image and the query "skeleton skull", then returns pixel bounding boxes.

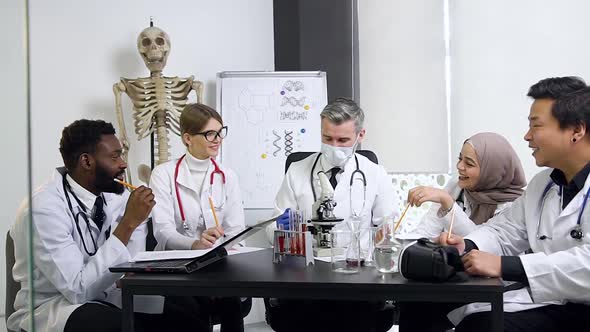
[137,26,170,73]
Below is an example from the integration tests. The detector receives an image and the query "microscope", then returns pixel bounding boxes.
[309,171,344,256]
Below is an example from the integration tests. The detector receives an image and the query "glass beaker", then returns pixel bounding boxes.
[330,229,361,274]
[373,217,402,273]
[360,225,378,267]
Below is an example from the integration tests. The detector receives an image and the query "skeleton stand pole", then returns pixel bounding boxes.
[150,132,155,170]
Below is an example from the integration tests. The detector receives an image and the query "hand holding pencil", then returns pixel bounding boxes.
[192,226,225,249]
[393,202,411,233]
[114,178,137,190]
[447,207,456,241]
[208,196,220,228]
[437,207,466,254]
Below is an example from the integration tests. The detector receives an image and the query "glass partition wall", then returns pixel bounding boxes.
[9,2,590,332]
[2,0,34,331]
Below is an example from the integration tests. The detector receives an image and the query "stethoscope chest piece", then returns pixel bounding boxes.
[570,225,584,241]
[537,181,589,242]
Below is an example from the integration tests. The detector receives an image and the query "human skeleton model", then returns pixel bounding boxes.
[113,24,203,183]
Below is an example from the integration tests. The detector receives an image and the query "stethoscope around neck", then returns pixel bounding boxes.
[62,173,109,256]
[537,181,588,241]
[174,154,226,231]
[310,153,367,218]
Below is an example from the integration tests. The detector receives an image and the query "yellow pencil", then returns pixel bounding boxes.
[447,207,456,241]
[208,196,220,228]
[114,178,137,190]
[394,202,411,233]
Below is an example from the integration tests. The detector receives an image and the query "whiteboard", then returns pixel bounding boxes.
[217,71,327,208]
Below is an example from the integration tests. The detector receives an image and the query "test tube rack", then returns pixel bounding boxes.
[273,229,314,266]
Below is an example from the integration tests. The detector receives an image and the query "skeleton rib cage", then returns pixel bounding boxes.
[121,75,194,139]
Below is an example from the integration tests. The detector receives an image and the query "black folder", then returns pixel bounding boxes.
[109,217,276,274]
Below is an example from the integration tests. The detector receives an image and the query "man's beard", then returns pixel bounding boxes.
[95,163,125,195]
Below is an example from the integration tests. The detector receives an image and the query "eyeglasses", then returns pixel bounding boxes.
[195,126,228,142]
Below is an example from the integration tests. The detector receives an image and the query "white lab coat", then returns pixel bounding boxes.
[266,152,398,244]
[7,168,159,332]
[150,156,245,250]
[411,179,512,239]
[448,168,590,325]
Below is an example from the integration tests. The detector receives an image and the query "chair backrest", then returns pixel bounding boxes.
[357,150,378,164]
[6,231,20,332]
[284,150,378,173]
[284,152,314,173]
[146,218,157,251]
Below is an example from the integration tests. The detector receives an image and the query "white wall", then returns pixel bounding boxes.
[449,0,590,181]
[358,0,449,173]
[10,0,590,324]
[1,0,28,318]
[28,0,275,188]
[359,0,590,180]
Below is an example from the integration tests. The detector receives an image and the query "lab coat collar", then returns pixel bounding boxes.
[550,162,590,190]
[54,167,107,211]
[319,152,356,173]
[318,153,358,194]
[66,174,101,213]
[319,153,335,171]
[54,167,104,231]
[175,155,204,195]
[558,165,590,217]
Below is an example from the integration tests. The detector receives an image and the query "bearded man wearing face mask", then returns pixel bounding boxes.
[264,98,398,332]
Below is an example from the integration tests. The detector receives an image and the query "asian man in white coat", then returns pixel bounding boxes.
[8,120,206,332]
[265,97,399,332]
[401,77,590,332]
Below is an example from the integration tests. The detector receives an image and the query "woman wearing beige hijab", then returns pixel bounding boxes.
[408,132,526,238]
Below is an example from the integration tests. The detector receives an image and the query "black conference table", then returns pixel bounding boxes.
[120,249,515,332]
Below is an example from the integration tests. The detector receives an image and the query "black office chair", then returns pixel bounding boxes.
[284,150,379,173]
[146,218,158,251]
[266,149,396,331]
[6,231,19,332]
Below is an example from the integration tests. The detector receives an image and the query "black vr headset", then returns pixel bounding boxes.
[399,238,467,282]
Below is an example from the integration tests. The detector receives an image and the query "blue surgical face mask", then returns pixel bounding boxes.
[320,135,359,167]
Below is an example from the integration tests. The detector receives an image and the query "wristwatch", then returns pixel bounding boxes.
[438,205,453,217]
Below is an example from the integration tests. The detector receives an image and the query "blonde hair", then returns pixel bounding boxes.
[180,103,223,146]
[180,104,223,135]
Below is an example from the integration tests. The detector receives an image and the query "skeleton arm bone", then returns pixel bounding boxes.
[113,82,131,152]
[113,81,133,184]
[191,78,204,104]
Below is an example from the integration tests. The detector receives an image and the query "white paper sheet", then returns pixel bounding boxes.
[130,249,212,262]
[226,246,266,256]
[130,247,266,262]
